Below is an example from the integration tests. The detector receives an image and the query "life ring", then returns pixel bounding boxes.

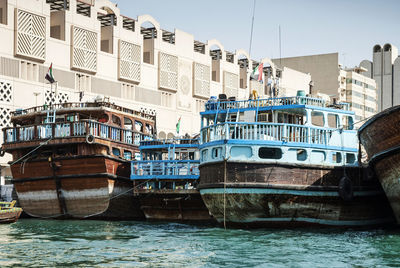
[0,149,5,157]
[86,134,95,144]
[338,176,353,201]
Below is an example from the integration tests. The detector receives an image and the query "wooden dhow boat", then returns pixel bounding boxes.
[198,95,394,228]
[131,138,214,222]
[1,101,156,220]
[359,105,400,224]
[0,201,22,223]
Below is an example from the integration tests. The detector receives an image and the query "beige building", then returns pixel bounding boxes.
[273,53,377,126]
[342,67,377,124]
[360,43,400,112]
[0,0,311,180]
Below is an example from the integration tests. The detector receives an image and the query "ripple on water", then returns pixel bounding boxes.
[0,219,399,267]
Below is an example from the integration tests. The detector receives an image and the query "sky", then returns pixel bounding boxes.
[115,0,400,68]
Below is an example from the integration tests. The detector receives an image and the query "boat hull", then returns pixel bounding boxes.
[0,208,22,223]
[135,189,214,222]
[11,155,144,220]
[199,162,394,228]
[359,105,400,224]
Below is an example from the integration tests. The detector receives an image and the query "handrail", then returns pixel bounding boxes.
[200,122,333,145]
[11,102,156,120]
[205,96,350,111]
[139,138,199,146]
[131,160,200,179]
[3,119,152,146]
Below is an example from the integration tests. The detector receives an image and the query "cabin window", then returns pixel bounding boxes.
[135,121,143,132]
[124,117,133,130]
[135,152,141,160]
[99,114,108,123]
[346,153,356,164]
[146,124,153,134]
[201,149,208,161]
[342,116,354,130]
[258,147,282,159]
[327,114,338,128]
[212,147,221,159]
[112,115,121,126]
[332,152,342,163]
[112,147,120,156]
[124,150,132,160]
[310,150,325,163]
[289,148,307,161]
[311,111,324,127]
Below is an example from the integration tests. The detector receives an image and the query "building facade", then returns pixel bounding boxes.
[360,43,400,112]
[0,0,311,179]
[273,53,377,126]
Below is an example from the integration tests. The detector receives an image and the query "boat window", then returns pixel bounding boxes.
[212,147,221,159]
[135,152,141,160]
[311,111,324,127]
[124,150,132,160]
[135,121,143,132]
[342,116,354,130]
[310,150,325,163]
[288,148,307,161]
[124,117,133,130]
[112,147,120,156]
[201,149,208,161]
[146,124,153,134]
[346,153,356,164]
[332,152,342,163]
[112,115,121,126]
[99,114,108,123]
[327,114,338,128]
[258,147,282,159]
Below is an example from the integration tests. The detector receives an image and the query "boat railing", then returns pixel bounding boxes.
[139,138,199,146]
[3,119,152,146]
[205,96,331,111]
[131,160,200,179]
[12,102,156,120]
[201,122,329,145]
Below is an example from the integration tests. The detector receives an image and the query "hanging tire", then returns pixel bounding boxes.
[338,176,353,202]
[86,134,95,144]
[0,149,5,157]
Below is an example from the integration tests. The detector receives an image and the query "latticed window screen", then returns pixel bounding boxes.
[159,52,178,91]
[193,63,210,99]
[0,80,12,103]
[45,90,69,105]
[15,9,46,61]
[223,71,239,98]
[71,26,97,73]
[119,40,141,83]
[249,80,264,97]
[0,107,11,127]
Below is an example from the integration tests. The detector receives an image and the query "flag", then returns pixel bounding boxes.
[45,63,55,84]
[250,63,263,82]
[176,117,181,134]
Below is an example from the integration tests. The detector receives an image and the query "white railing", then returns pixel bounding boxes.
[205,96,329,111]
[201,122,328,145]
[3,120,152,146]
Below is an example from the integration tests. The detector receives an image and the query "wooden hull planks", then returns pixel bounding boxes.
[0,208,23,223]
[134,189,214,222]
[12,155,144,220]
[198,162,394,228]
[359,105,400,224]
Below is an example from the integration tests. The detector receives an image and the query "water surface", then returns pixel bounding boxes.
[0,219,399,267]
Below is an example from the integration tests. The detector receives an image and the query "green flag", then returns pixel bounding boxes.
[176,117,181,134]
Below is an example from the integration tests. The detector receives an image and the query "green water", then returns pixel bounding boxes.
[0,219,399,267]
